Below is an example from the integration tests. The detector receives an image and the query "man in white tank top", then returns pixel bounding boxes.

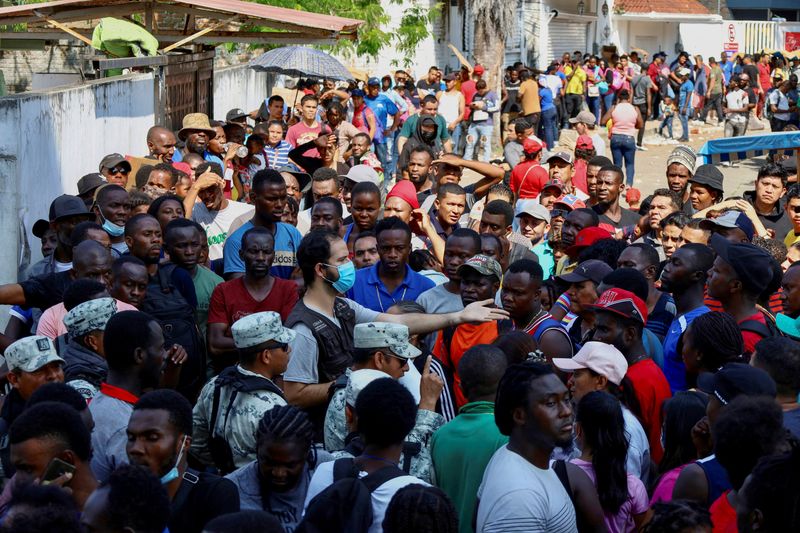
[438,74,465,153]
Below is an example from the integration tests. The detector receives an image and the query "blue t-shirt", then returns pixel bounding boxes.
[364,94,399,142]
[345,262,435,313]
[222,221,302,280]
[678,80,695,111]
[662,306,709,392]
[720,61,733,84]
[539,87,555,111]
[172,149,224,168]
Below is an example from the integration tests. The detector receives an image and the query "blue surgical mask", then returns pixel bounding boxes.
[323,261,356,293]
[160,435,188,485]
[100,214,125,237]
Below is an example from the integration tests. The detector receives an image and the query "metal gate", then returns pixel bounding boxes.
[548,21,589,64]
[163,51,215,132]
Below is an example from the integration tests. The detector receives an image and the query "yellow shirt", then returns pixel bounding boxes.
[564,65,587,95]
[518,79,541,115]
[784,230,800,248]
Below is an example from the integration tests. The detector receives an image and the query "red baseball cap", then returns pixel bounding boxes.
[541,179,564,194]
[576,135,594,150]
[587,288,649,324]
[553,194,586,211]
[625,187,642,203]
[473,64,485,76]
[565,226,612,257]
[522,138,543,155]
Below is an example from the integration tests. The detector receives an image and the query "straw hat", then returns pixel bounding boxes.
[178,113,217,141]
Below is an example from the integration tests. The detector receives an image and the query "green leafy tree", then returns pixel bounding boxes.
[251,0,440,64]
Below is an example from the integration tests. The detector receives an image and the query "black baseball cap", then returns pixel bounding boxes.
[709,233,773,295]
[226,108,248,122]
[557,260,614,285]
[48,194,91,222]
[697,363,776,405]
[98,153,131,173]
[76,173,105,196]
[32,219,50,239]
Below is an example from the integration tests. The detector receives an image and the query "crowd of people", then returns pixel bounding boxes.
[0,49,799,533]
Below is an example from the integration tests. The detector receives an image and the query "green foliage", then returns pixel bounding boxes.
[250,0,440,63]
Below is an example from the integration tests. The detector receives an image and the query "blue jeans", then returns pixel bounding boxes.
[450,123,463,155]
[464,122,494,162]
[659,115,674,138]
[610,134,637,185]
[385,130,400,181]
[602,92,616,114]
[540,107,558,149]
[586,96,601,125]
[678,112,690,141]
[373,140,389,186]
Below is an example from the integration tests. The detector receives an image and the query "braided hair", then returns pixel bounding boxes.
[495,361,554,436]
[681,311,744,373]
[382,484,459,533]
[256,405,314,451]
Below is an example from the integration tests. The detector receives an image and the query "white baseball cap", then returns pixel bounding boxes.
[551,341,628,385]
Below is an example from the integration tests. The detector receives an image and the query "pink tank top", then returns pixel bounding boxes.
[611,102,638,137]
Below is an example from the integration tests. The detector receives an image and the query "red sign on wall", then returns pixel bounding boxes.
[787,32,800,52]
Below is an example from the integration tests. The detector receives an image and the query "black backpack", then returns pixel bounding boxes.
[141,264,205,400]
[297,458,406,533]
[208,366,285,474]
[739,309,784,340]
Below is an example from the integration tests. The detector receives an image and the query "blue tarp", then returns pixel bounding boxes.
[698,131,800,165]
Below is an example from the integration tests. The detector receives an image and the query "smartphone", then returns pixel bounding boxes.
[41,458,76,485]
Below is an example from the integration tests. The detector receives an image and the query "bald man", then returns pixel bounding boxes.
[0,240,112,312]
[146,126,177,164]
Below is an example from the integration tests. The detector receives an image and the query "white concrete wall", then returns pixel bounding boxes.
[0,72,155,283]
[212,65,272,122]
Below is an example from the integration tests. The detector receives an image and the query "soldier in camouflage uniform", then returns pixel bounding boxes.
[191,311,295,472]
[323,322,444,483]
[61,297,117,400]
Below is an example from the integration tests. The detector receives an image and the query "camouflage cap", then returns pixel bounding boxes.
[5,336,64,373]
[64,297,117,337]
[353,322,421,359]
[231,311,296,349]
[345,369,391,406]
[456,254,503,281]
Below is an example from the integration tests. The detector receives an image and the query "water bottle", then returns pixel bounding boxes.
[225,143,249,158]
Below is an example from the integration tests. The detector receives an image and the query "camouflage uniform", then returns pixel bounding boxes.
[61,297,117,400]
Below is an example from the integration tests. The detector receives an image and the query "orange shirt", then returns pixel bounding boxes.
[434,321,501,408]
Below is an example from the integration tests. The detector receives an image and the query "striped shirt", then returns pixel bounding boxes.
[264,141,292,169]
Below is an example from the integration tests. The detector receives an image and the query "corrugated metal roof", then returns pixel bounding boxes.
[0,0,362,34]
[616,0,710,15]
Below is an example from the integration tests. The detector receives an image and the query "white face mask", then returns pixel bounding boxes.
[160,435,188,485]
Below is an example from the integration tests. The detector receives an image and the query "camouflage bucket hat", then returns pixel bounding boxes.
[231,311,296,349]
[353,322,421,359]
[5,336,64,373]
[64,297,117,337]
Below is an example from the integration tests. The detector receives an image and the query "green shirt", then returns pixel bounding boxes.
[399,114,451,142]
[709,65,724,95]
[430,401,508,533]
[192,265,223,339]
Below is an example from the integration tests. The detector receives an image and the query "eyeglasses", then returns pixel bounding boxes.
[109,166,129,175]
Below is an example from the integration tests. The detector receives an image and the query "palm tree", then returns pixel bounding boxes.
[470,0,516,90]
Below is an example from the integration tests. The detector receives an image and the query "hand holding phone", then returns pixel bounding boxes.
[41,457,76,485]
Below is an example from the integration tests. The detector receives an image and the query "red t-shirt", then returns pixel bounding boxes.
[572,158,588,195]
[757,63,771,91]
[710,491,737,533]
[433,321,501,408]
[510,160,549,199]
[208,277,299,330]
[626,358,671,464]
[461,80,477,120]
[738,311,768,357]
[286,121,323,157]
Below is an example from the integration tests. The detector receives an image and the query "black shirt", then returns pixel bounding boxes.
[593,204,641,231]
[19,270,71,311]
[742,64,760,89]
[169,469,240,533]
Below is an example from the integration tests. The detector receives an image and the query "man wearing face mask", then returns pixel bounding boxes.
[284,231,509,435]
[127,389,240,533]
[93,184,132,257]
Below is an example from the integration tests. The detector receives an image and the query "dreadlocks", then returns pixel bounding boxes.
[494,361,554,436]
[256,405,314,450]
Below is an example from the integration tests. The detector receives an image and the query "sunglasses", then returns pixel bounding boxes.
[792,206,800,214]
[109,166,129,175]
[551,209,567,218]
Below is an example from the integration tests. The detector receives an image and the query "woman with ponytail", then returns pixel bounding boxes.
[572,391,653,532]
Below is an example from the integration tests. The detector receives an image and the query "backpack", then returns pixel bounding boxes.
[297,458,406,533]
[763,91,775,121]
[739,309,784,340]
[207,366,285,474]
[141,264,205,399]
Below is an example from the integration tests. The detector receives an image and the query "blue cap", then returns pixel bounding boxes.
[367,77,380,86]
[351,89,366,97]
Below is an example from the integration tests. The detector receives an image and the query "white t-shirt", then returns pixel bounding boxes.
[477,445,576,533]
[768,89,791,121]
[302,460,430,533]
[191,200,254,260]
[725,89,748,121]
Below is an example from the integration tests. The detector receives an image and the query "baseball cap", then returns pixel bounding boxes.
[32,219,50,239]
[226,108,248,122]
[345,369,391,407]
[569,110,597,125]
[64,298,117,338]
[457,254,503,281]
[344,165,380,185]
[553,194,586,211]
[545,151,575,165]
[625,187,642,204]
[653,51,667,59]
[523,138,543,154]
[367,77,381,86]
[587,288,649,324]
[277,166,312,193]
[351,89,366,97]
[473,65,485,76]
[77,173,106,196]
[689,164,724,193]
[5,336,64,373]
[552,341,628,385]
[516,200,551,223]
[708,233,773,295]
[576,135,594,150]
[697,363,776,405]
[557,259,614,285]
[231,311,296,349]
[353,322,421,359]
[678,68,691,77]
[98,153,131,173]
[565,226,612,256]
[443,73,457,81]
[48,194,91,222]
[700,211,755,241]
[541,179,565,194]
